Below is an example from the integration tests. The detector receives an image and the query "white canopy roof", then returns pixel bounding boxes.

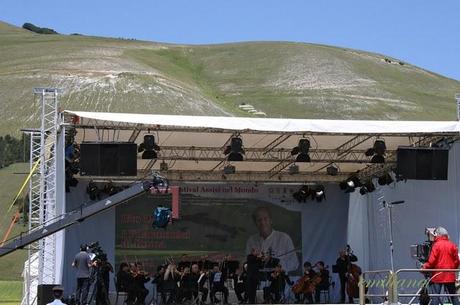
[65,111,460,135]
[64,110,460,183]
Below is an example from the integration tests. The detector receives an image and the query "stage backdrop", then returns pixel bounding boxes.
[63,182,349,301]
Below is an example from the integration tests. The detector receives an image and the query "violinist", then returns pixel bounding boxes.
[314,261,330,303]
[130,263,150,305]
[116,262,133,293]
[264,263,293,303]
[163,263,181,304]
[335,246,358,303]
[293,261,317,304]
[246,248,262,304]
[151,266,166,304]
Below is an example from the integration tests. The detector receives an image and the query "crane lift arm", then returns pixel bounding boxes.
[0,180,153,258]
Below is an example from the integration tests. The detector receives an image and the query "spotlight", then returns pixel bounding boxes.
[341,176,361,193]
[152,206,172,229]
[224,137,245,161]
[326,164,339,176]
[313,185,326,202]
[293,185,310,203]
[291,138,311,163]
[359,180,376,195]
[289,164,299,174]
[138,135,160,159]
[160,161,168,171]
[366,139,386,163]
[86,181,100,201]
[223,164,236,174]
[378,172,394,186]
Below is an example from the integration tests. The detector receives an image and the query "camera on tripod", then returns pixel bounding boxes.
[410,228,436,263]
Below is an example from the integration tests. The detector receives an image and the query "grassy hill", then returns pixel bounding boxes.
[0,163,28,284]
[1,21,460,135]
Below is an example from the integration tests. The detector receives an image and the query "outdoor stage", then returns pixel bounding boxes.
[7,89,460,305]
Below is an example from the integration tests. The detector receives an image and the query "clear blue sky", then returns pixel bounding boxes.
[2,0,459,80]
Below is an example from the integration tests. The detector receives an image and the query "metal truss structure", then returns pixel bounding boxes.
[23,88,63,305]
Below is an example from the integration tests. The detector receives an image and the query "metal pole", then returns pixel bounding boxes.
[385,201,395,272]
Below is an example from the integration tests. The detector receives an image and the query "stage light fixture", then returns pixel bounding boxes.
[223,164,236,174]
[313,185,326,202]
[342,176,361,193]
[289,164,299,174]
[224,137,245,161]
[378,172,394,186]
[293,185,310,203]
[291,138,311,163]
[138,135,160,159]
[359,180,376,195]
[86,181,100,201]
[365,139,386,163]
[326,164,339,176]
[160,161,168,171]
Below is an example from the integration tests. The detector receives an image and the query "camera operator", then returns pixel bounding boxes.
[422,227,460,305]
[93,253,113,305]
[72,244,92,305]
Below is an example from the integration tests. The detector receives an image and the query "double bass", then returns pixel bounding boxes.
[345,246,362,299]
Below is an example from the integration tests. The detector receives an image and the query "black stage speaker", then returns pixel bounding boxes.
[37,284,56,305]
[397,146,448,180]
[80,142,137,176]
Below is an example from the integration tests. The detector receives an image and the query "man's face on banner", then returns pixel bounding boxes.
[254,208,273,238]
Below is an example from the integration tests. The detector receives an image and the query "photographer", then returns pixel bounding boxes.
[422,227,460,305]
[72,244,92,305]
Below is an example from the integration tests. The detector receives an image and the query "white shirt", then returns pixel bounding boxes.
[47,299,67,305]
[245,230,299,273]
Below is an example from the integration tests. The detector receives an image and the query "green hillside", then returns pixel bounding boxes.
[1,21,460,135]
[0,163,28,282]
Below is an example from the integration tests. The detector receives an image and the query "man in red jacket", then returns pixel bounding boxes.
[422,227,460,305]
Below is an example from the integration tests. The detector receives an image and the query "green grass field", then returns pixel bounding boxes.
[0,281,21,304]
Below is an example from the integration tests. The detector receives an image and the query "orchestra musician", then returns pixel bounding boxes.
[130,262,150,305]
[246,248,262,304]
[233,265,248,304]
[163,263,181,304]
[335,246,358,304]
[151,265,166,304]
[293,261,318,304]
[116,262,133,294]
[264,263,293,303]
[314,261,330,303]
[210,265,229,304]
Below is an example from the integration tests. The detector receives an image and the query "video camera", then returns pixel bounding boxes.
[87,241,106,262]
[410,228,436,263]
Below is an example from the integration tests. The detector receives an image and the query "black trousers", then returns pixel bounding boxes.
[339,275,354,303]
[235,283,246,302]
[76,277,91,305]
[95,280,110,305]
[246,277,258,304]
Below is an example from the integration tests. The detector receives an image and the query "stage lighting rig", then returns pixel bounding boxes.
[138,134,160,159]
[152,171,169,192]
[365,139,386,163]
[224,136,245,161]
[291,138,311,162]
